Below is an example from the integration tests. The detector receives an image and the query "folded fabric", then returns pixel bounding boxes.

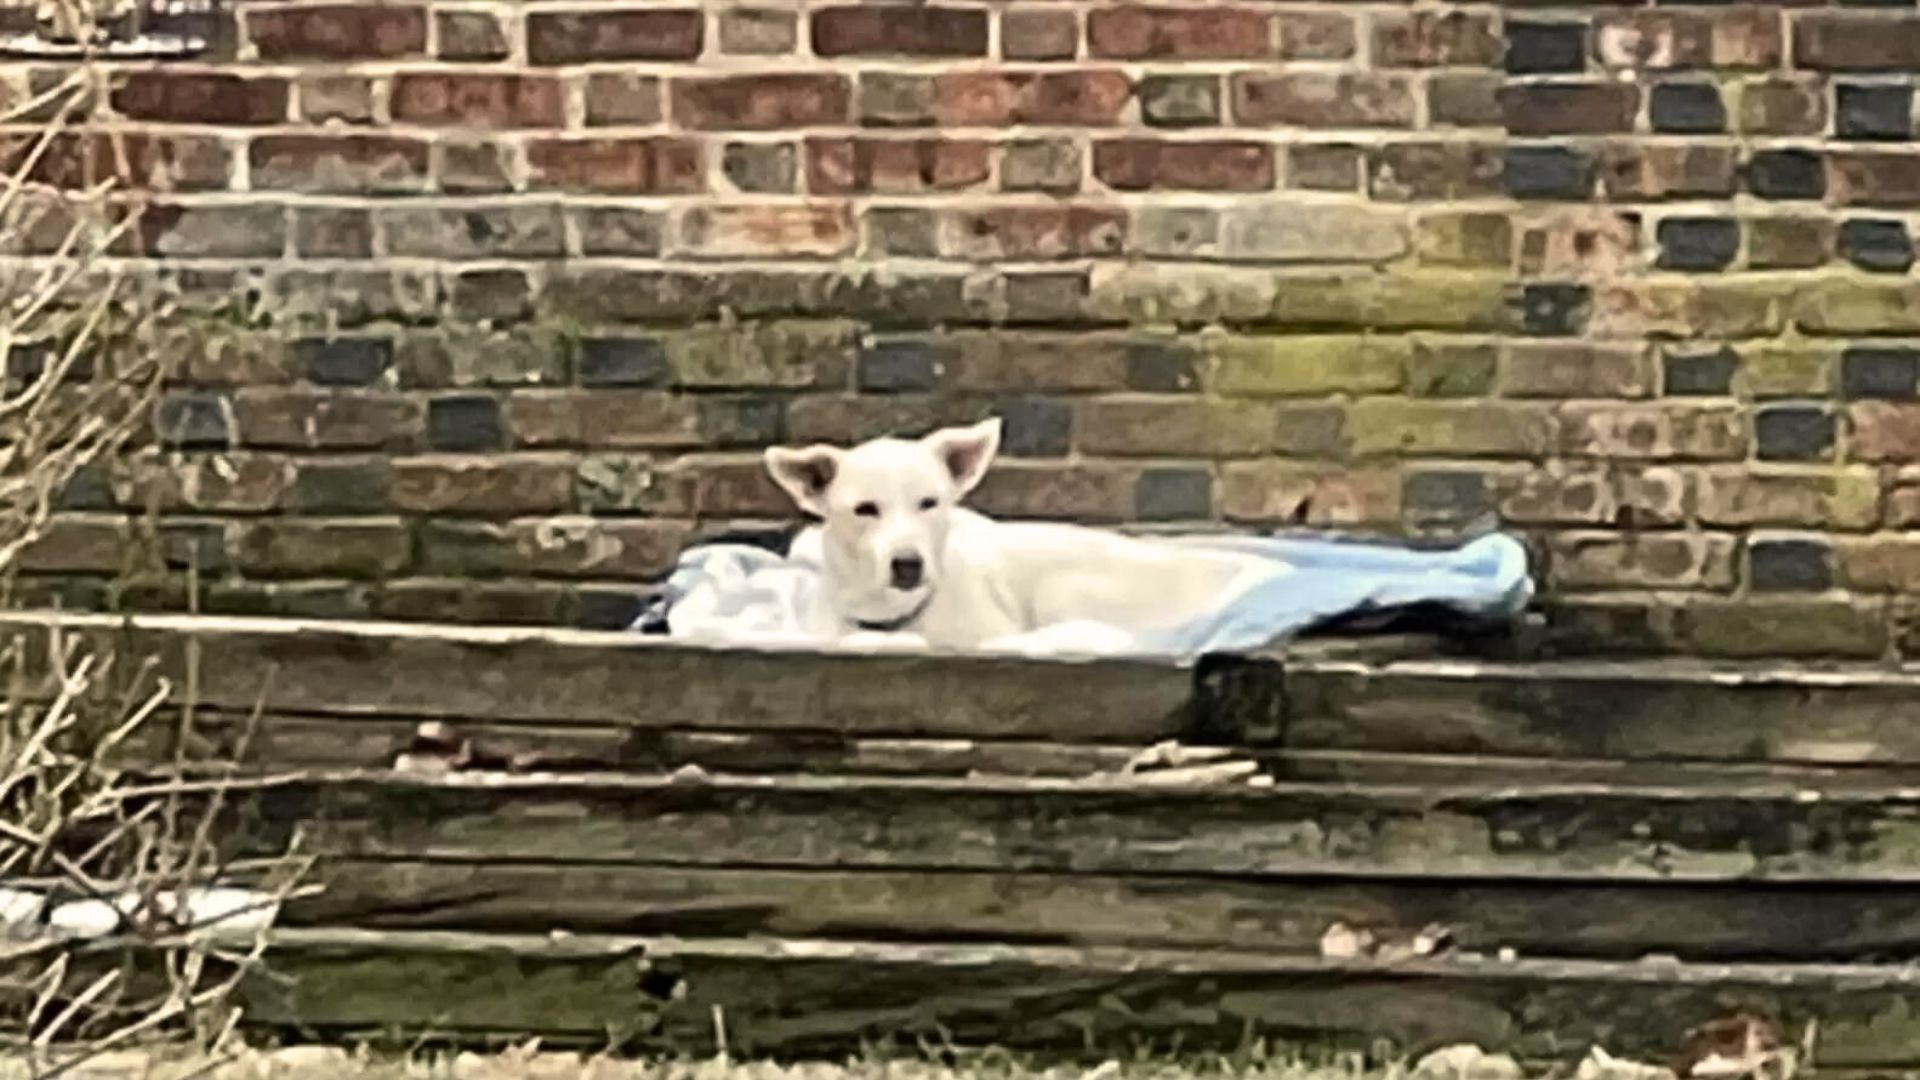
[632,528,1534,659]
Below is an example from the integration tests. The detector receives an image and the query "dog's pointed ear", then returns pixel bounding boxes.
[764,444,842,517]
[924,417,1001,495]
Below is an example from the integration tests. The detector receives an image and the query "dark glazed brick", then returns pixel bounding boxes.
[161,523,229,574]
[699,398,786,446]
[427,394,505,451]
[1755,406,1836,461]
[297,337,391,386]
[1843,346,1920,400]
[858,341,942,391]
[157,392,232,449]
[1504,146,1593,200]
[1000,398,1073,457]
[1837,84,1913,141]
[1656,217,1741,271]
[1402,471,1492,526]
[579,338,671,387]
[1650,84,1725,134]
[1520,283,1591,337]
[1506,22,1585,74]
[1134,468,1212,521]
[1839,218,1915,272]
[1126,342,1198,392]
[722,143,797,192]
[1749,539,1834,592]
[1140,76,1222,128]
[1663,348,1738,396]
[291,460,393,513]
[1745,149,1826,200]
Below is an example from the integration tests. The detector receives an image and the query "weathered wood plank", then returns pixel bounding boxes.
[160,930,1920,1065]
[1278,659,1920,763]
[233,772,1920,882]
[0,610,1200,742]
[288,858,1920,962]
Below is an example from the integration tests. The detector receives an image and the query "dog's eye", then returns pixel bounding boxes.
[853,502,879,518]
[918,497,938,511]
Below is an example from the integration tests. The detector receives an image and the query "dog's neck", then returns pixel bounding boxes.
[852,592,934,633]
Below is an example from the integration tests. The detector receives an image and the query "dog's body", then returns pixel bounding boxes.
[763,418,1290,656]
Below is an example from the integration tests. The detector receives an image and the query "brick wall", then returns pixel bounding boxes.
[6,0,1920,657]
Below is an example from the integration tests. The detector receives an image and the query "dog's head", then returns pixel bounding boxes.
[764,417,1001,623]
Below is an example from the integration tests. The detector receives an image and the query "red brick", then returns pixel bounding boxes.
[1595,10,1780,70]
[526,138,704,194]
[812,6,988,56]
[1219,463,1399,526]
[247,4,425,59]
[1794,14,1920,72]
[1002,9,1079,61]
[1501,83,1640,135]
[805,138,991,194]
[1232,73,1416,128]
[391,74,565,129]
[1831,152,1920,208]
[1278,12,1357,60]
[1557,403,1749,461]
[234,519,411,579]
[1736,78,1827,135]
[527,9,704,63]
[1848,403,1920,462]
[14,517,130,574]
[421,519,688,580]
[1094,139,1274,192]
[687,458,793,516]
[235,389,421,450]
[584,74,662,126]
[250,136,429,194]
[933,72,1131,126]
[507,391,700,449]
[973,464,1139,522]
[673,74,850,130]
[22,132,230,191]
[1839,537,1920,592]
[679,205,856,259]
[1369,141,1502,201]
[941,206,1128,261]
[1371,11,1500,67]
[1087,6,1271,59]
[1600,143,1737,200]
[111,72,287,125]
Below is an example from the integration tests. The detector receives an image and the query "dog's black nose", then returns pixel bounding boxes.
[889,555,925,590]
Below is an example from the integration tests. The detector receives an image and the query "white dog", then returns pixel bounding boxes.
[762,418,1290,656]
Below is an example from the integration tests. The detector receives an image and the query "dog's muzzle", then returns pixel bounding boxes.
[888,555,925,591]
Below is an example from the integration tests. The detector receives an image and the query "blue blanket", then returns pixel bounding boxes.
[632,530,1534,658]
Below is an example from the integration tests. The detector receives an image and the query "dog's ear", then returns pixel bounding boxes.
[764,444,842,517]
[924,417,1001,495]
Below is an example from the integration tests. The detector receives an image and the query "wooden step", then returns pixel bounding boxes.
[103,928,1920,1066]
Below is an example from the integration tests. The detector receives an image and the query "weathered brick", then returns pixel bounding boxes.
[1518,282,1592,337]
[1794,13,1920,72]
[862,208,938,257]
[1134,467,1212,521]
[1414,211,1511,267]
[15,517,133,575]
[392,73,563,129]
[421,518,687,580]
[1132,207,1216,258]
[1831,151,1920,207]
[448,269,533,324]
[1843,345,1920,400]
[723,142,796,193]
[1735,78,1827,136]
[1289,144,1364,191]
[1000,398,1075,457]
[934,71,1131,126]
[1278,11,1355,60]
[1755,406,1836,462]
[1408,341,1497,397]
[138,204,285,259]
[1125,341,1199,393]
[1507,21,1585,74]
[1745,148,1826,200]
[1369,141,1502,201]
[1347,400,1550,457]
[296,337,392,387]
[234,389,420,450]
[1695,467,1881,529]
[584,74,662,127]
[575,454,696,515]
[381,204,565,259]
[1549,533,1737,590]
[1557,403,1748,460]
[721,9,797,55]
[856,73,933,127]
[1663,347,1738,396]
[1501,342,1652,398]
[1601,143,1737,201]
[112,72,287,125]
[250,136,429,194]
[699,397,786,447]
[806,138,990,194]
[526,138,703,194]
[1656,217,1740,272]
[248,4,424,59]
[1839,218,1914,272]
[1232,73,1416,128]
[1221,462,1399,526]
[1094,139,1273,191]
[1140,76,1221,128]
[1430,74,1502,128]
[813,6,987,56]
[294,207,371,259]
[1211,335,1406,396]
[528,10,703,63]
[1837,83,1913,141]
[1744,345,1836,399]
[572,206,665,257]
[297,75,373,124]
[1680,599,1886,658]
[941,206,1125,261]
[857,341,944,393]
[663,323,856,388]
[157,391,233,449]
[397,328,569,389]
[1215,205,1406,262]
[1795,280,1920,335]
[1841,536,1920,592]
[1373,10,1499,67]
[1002,140,1083,193]
[436,10,509,60]
[678,205,854,259]
[112,455,297,514]
[1003,9,1079,60]
[508,391,700,450]
[1087,6,1270,59]
[972,463,1136,522]
[1505,146,1596,201]
[676,74,850,130]
[1402,470,1498,528]
[1501,83,1639,135]
[234,519,409,579]
[1748,217,1833,270]
[1851,403,1920,462]
[1594,9,1780,70]
[436,142,514,195]
[1078,399,1337,457]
